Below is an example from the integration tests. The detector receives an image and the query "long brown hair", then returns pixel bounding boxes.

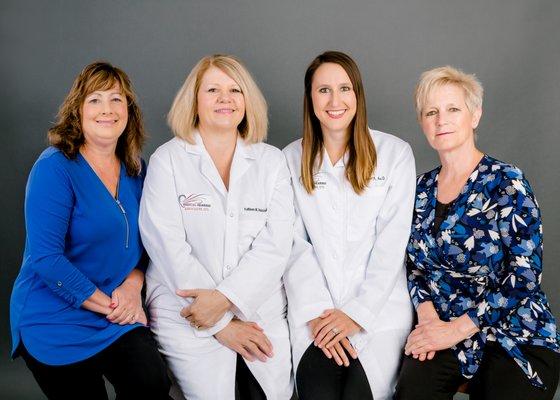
[301,51,376,194]
[48,61,146,176]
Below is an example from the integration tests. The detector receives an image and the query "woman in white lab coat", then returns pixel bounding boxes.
[139,55,294,400]
[283,51,416,400]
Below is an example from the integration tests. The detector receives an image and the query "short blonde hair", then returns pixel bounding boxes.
[414,65,483,119]
[168,54,268,143]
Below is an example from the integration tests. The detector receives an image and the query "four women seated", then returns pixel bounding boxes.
[10,55,560,400]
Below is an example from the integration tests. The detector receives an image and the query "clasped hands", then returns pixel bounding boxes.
[309,309,361,367]
[404,301,479,361]
[177,288,232,329]
[97,270,147,326]
[177,288,274,363]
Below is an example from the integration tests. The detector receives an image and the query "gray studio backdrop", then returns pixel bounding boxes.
[1,1,559,398]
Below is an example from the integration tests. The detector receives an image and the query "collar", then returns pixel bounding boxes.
[183,131,257,160]
[318,147,348,173]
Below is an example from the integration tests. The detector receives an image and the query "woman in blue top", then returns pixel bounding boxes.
[395,66,560,400]
[10,62,170,400]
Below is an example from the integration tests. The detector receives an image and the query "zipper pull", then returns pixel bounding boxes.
[116,199,126,214]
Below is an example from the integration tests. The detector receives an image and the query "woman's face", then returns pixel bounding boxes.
[81,84,128,148]
[197,66,245,134]
[420,83,481,153]
[311,62,357,138]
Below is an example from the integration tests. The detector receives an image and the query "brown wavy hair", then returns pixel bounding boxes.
[48,61,145,176]
[301,51,376,194]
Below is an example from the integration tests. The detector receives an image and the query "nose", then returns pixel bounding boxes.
[218,90,232,103]
[436,111,447,126]
[329,90,341,107]
[101,99,113,115]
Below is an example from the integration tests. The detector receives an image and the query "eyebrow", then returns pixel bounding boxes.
[425,102,460,108]
[204,82,241,87]
[315,82,352,87]
[87,90,123,96]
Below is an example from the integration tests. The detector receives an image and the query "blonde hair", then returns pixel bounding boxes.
[48,61,145,176]
[414,65,483,120]
[168,54,268,143]
[301,51,376,195]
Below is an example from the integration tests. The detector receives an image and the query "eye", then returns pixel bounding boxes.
[87,98,100,104]
[207,88,217,93]
[318,87,330,94]
[449,107,460,112]
[231,88,242,93]
[425,110,437,117]
[340,86,352,92]
[111,97,123,103]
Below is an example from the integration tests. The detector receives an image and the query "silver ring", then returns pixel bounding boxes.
[331,327,339,335]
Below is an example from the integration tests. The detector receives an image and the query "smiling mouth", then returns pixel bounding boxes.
[326,110,346,119]
[96,120,118,125]
[436,131,452,136]
[215,108,235,114]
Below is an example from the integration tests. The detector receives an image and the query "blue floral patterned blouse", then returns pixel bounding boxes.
[407,155,559,388]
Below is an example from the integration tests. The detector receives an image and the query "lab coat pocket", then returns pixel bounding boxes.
[348,187,386,242]
[238,217,267,255]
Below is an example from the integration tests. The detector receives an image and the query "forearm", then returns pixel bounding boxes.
[81,288,113,315]
[122,268,144,291]
[416,301,439,323]
[453,313,479,340]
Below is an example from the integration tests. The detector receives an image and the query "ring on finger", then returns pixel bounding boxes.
[331,327,339,335]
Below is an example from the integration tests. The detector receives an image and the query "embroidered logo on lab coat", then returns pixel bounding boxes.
[178,194,211,211]
[312,172,327,189]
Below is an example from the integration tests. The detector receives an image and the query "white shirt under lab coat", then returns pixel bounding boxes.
[283,129,415,400]
[139,134,294,400]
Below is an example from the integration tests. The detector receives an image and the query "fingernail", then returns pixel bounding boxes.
[110,302,116,308]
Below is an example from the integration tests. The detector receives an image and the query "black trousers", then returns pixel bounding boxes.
[20,327,172,400]
[296,343,374,400]
[236,354,267,400]
[394,342,560,400]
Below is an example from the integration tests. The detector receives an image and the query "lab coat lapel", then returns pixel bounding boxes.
[229,136,255,189]
[188,133,227,198]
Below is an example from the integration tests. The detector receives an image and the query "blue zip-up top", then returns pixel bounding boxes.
[10,147,146,365]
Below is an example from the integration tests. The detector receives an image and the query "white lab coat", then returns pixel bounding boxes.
[139,134,294,400]
[283,129,415,400]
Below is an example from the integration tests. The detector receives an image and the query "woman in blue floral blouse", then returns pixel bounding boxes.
[395,66,560,399]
